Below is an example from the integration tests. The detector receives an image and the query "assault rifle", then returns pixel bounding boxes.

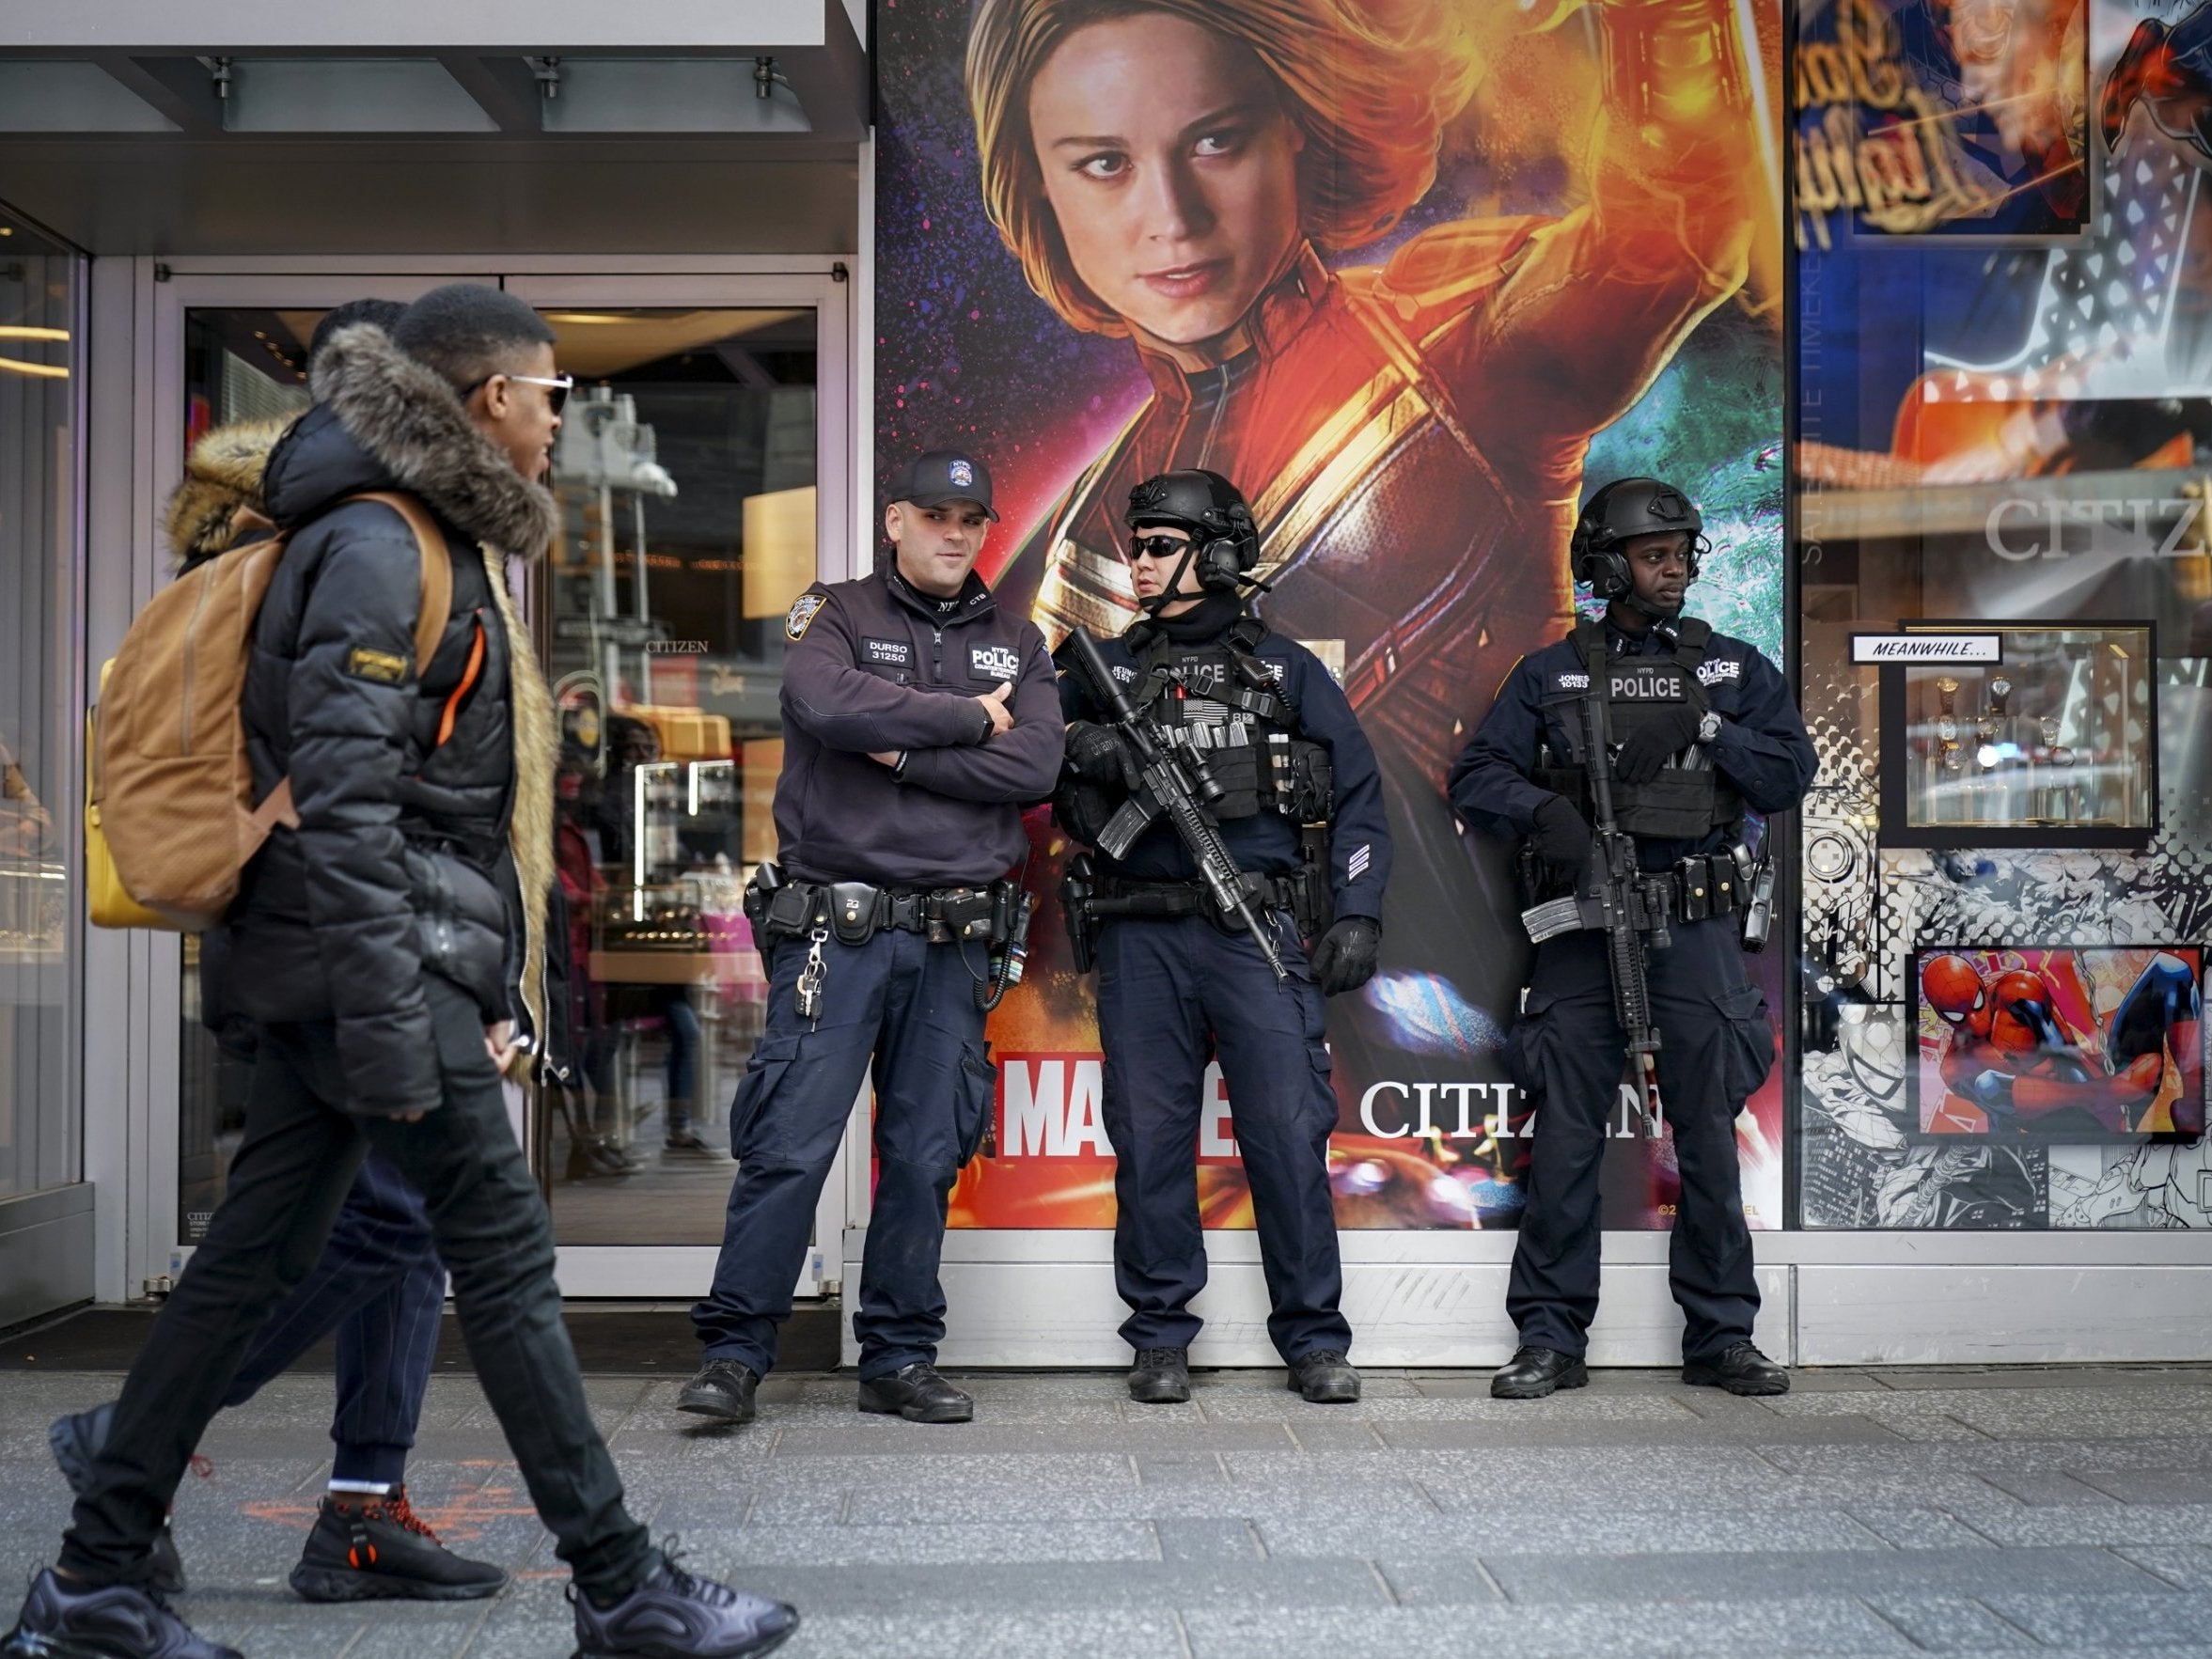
[1061,627,1288,982]
[1518,665,1671,1120]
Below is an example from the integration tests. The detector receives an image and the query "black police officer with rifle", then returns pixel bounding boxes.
[1448,478,1816,1401]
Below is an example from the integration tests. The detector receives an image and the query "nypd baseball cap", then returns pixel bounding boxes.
[888,449,998,520]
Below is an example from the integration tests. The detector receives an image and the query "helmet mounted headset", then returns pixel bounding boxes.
[1124,469,1265,616]
[1569,477,1708,620]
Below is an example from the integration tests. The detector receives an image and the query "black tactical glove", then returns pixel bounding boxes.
[1610,702,1704,785]
[1310,916,1381,996]
[1530,794,1592,883]
[1064,720,1126,783]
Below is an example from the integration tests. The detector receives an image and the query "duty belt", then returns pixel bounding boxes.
[750,876,1008,948]
[1521,848,1757,944]
[1087,870,1312,927]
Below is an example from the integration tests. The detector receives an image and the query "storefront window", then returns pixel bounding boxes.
[0,207,82,1200]
[534,306,816,1246]
[1793,0,2211,1229]
[171,301,819,1249]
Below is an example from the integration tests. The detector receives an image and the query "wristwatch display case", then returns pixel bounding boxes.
[1875,622,2157,849]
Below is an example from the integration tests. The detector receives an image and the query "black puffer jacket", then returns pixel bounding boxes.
[227,324,558,1119]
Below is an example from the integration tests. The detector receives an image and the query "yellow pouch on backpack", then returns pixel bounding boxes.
[86,659,168,930]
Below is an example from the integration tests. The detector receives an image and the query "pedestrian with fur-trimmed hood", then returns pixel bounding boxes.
[7,285,797,1659]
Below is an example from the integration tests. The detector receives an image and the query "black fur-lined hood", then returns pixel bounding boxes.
[263,322,557,557]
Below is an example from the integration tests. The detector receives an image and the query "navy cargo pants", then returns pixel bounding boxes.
[693,928,995,1381]
[1502,915,1774,1362]
[1096,910,1352,1364]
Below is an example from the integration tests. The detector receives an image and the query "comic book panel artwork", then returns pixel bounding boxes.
[1914,946,2205,1138]
[1796,0,2091,244]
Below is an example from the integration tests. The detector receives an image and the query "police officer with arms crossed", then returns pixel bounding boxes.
[1056,470,1390,1407]
[1448,479,1815,1401]
[680,451,1062,1427]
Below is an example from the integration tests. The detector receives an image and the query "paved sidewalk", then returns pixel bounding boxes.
[5,1363,2212,1656]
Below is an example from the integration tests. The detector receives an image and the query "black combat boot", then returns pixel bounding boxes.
[2,1568,240,1659]
[677,1359,762,1425]
[572,1550,798,1658]
[288,1487,507,1603]
[1128,1347,1191,1405]
[1286,1349,1361,1403]
[1683,1340,1790,1396]
[856,1361,973,1423]
[49,1403,188,1596]
[1491,1345,1588,1400]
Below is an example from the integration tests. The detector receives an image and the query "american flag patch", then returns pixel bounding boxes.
[1346,844,1371,881]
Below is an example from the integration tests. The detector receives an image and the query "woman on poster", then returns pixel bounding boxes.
[964,0,1765,1149]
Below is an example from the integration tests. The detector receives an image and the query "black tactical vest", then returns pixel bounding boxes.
[1536,617,1742,840]
[1132,617,1334,824]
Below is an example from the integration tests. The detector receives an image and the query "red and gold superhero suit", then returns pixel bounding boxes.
[1021,0,1761,789]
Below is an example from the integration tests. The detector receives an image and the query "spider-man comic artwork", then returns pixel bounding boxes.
[1917,947,2204,1138]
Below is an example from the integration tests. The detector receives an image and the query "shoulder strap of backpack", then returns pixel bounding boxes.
[248,492,453,837]
[348,491,453,673]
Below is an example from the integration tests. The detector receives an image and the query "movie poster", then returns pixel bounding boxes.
[875,0,1788,1231]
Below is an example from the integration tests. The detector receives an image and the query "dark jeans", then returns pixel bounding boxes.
[1502,916,1774,1362]
[693,931,993,1381]
[1096,911,1351,1364]
[61,976,654,1597]
[221,1150,444,1487]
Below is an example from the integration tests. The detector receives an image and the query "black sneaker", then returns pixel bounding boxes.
[1285,1350,1361,1403]
[572,1549,797,1658]
[1683,1340,1791,1397]
[1128,1347,1191,1406]
[856,1362,973,1424]
[664,1130,721,1156]
[1,1567,240,1659]
[677,1360,761,1425]
[286,1487,507,1603]
[48,1404,188,1597]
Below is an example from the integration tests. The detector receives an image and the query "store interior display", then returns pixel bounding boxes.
[1887,626,2157,837]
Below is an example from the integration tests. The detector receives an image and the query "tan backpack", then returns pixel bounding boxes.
[89,491,452,931]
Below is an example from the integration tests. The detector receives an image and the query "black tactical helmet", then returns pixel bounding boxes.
[1570,477,1706,603]
[1125,469,1261,602]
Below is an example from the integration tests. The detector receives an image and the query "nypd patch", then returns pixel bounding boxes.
[785,592,826,641]
[1697,659,1742,685]
[949,458,975,488]
[969,642,1022,682]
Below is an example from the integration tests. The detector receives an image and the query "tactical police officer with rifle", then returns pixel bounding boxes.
[1056,470,1390,1406]
[1449,479,1816,1401]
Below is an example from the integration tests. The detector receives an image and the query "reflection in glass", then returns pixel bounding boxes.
[1,209,80,1202]
[537,308,816,1247]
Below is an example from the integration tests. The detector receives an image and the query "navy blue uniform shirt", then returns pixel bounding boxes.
[1058,619,1391,921]
[1448,611,1816,871]
[775,564,1063,886]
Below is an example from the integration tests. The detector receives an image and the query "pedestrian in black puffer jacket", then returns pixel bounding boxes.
[229,320,561,1117]
[17,286,794,1659]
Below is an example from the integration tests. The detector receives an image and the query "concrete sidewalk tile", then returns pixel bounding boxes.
[1258,1507,1888,1560]
[1370,1552,1502,1605]
[718,1521,1159,1567]
[767,1420,1288,1457]
[1375,1414,1902,1451]
[1861,1595,2041,1651]
[1976,1470,2118,1506]
[1871,1369,2212,1392]
[1477,1543,2172,1605]
[1279,1418,1386,1452]
[658,1558,1395,1616]
[1786,1370,1892,1393]
[1846,1507,2003,1549]
[1137,1452,1227,1487]
[1936,1504,2212,1548]
[2112,1545,2212,1590]
[1182,1596,1918,1657]
[1980,1589,2212,1649]
[2074,1471,2212,1506]
[1155,1517,1264,1562]
[768,1609,1185,1658]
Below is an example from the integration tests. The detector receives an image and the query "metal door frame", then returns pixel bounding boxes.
[90,258,852,1303]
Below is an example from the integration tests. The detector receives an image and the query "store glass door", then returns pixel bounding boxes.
[162,271,850,1299]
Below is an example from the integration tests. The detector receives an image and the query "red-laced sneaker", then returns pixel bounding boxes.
[286,1486,509,1604]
